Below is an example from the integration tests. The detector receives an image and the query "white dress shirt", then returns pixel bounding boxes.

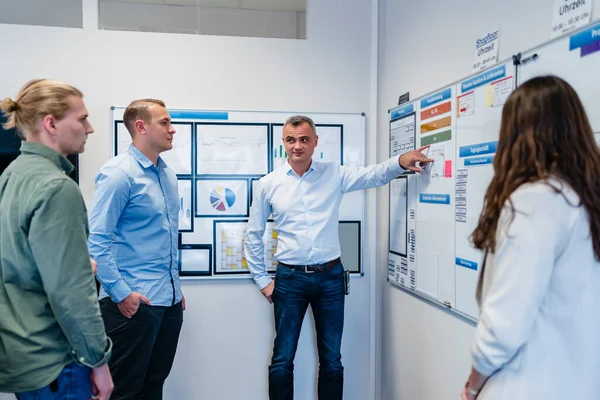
[244,157,404,289]
[473,179,600,399]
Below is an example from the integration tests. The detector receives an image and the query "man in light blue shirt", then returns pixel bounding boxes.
[244,115,431,400]
[89,99,183,400]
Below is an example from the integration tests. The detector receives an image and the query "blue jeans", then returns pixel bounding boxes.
[269,263,345,400]
[15,362,91,400]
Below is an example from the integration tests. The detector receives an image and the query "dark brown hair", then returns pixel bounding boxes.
[472,75,600,259]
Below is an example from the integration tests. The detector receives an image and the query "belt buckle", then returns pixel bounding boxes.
[304,265,315,274]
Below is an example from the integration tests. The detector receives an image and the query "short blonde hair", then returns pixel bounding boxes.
[123,99,166,136]
[0,79,83,139]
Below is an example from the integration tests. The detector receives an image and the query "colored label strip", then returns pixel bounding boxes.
[421,130,452,146]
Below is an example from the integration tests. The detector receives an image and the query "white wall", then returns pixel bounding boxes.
[376,1,600,399]
[0,0,375,399]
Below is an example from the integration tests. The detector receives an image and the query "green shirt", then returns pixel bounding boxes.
[0,142,111,393]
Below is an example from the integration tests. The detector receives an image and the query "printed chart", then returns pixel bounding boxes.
[214,221,278,274]
[196,123,268,175]
[197,179,248,217]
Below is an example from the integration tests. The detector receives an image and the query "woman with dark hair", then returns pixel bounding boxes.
[461,75,600,399]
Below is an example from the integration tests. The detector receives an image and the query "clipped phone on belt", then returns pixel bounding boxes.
[343,270,350,295]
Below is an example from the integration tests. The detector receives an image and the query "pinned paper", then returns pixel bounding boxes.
[492,77,513,107]
[430,143,445,179]
[473,28,500,72]
[551,0,591,38]
[457,92,474,118]
[485,85,495,107]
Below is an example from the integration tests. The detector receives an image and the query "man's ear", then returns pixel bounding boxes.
[134,119,146,135]
[314,134,319,146]
[42,114,57,136]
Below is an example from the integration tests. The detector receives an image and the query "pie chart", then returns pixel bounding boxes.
[210,186,236,211]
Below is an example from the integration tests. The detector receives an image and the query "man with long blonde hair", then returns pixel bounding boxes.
[0,79,113,400]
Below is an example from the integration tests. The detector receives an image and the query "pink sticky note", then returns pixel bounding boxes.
[444,160,452,178]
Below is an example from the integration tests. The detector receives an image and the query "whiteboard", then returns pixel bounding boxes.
[388,60,516,323]
[415,85,457,305]
[110,108,366,278]
[518,21,600,140]
[454,61,515,319]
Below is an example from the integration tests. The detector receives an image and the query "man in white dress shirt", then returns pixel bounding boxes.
[244,115,431,400]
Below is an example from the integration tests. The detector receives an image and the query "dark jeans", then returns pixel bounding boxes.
[269,263,345,400]
[100,298,183,400]
[15,362,91,400]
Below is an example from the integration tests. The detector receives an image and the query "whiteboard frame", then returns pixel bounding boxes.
[109,107,367,281]
[387,58,518,325]
[387,20,600,323]
[515,19,600,86]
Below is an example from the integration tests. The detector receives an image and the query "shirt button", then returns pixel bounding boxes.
[80,357,85,362]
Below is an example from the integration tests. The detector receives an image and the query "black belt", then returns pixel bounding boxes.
[277,257,341,273]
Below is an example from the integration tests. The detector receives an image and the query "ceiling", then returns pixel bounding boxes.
[100,0,306,12]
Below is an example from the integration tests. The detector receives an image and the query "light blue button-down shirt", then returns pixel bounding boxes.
[244,156,405,289]
[89,145,182,307]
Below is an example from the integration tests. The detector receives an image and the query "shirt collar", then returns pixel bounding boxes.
[284,160,318,177]
[19,141,74,175]
[128,144,167,169]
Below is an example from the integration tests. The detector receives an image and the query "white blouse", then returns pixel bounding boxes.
[472,180,600,400]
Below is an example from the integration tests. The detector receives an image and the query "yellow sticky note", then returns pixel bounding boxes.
[485,85,495,107]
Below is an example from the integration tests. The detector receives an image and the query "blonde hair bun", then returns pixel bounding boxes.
[1,97,19,113]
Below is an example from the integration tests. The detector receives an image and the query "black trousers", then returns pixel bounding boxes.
[100,298,183,400]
